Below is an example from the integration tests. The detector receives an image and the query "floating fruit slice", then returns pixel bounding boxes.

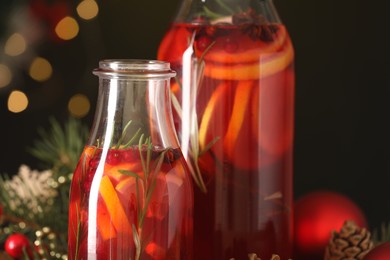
[204,39,294,80]
[105,161,142,186]
[199,81,235,152]
[97,199,116,241]
[203,26,287,64]
[223,80,257,169]
[99,175,132,237]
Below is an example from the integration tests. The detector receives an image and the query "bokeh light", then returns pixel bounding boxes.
[4,33,27,56]
[68,94,90,118]
[55,16,79,40]
[8,90,29,113]
[0,64,12,88]
[77,0,99,20]
[29,57,53,82]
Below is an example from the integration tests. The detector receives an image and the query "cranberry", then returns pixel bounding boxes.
[195,36,213,52]
[106,150,121,165]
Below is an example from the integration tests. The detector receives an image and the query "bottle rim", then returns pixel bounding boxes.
[93,59,176,79]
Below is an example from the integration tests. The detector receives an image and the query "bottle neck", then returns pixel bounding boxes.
[175,0,281,24]
[89,60,179,150]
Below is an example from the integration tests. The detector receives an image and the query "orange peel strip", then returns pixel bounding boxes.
[223,80,254,159]
[97,203,116,241]
[204,39,294,81]
[199,82,230,149]
[204,26,287,64]
[99,175,132,237]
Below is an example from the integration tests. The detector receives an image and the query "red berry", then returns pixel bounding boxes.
[106,150,121,165]
[4,233,32,259]
[196,36,213,52]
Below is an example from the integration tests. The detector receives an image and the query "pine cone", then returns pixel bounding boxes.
[324,220,374,259]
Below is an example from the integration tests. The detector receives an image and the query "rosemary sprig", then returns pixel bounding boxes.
[117,131,168,259]
[170,35,219,193]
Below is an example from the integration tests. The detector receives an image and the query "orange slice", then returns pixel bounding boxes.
[223,80,254,168]
[199,81,235,150]
[99,175,132,236]
[97,200,116,241]
[204,39,294,80]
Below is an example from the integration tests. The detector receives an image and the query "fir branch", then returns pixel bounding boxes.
[27,117,88,174]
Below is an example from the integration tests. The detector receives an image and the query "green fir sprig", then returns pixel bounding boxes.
[0,117,88,259]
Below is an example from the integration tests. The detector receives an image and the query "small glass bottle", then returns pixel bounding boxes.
[68,60,193,260]
[158,0,294,259]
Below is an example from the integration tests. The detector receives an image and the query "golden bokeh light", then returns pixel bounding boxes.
[68,94,91,118]
[55,16,79,40]
[4,33,27,56]
[29,57,53,82]
[77,0,99,20]
[8,90,29,113]
[0,64,12,88]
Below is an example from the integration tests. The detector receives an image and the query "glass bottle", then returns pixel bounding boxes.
[68,60,193,260]
[158,0,294,259]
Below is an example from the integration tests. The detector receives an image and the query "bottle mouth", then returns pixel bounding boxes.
[93,59,176,79]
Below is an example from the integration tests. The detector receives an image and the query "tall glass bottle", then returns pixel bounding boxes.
[158,0,294,259]
[68,60,193,260]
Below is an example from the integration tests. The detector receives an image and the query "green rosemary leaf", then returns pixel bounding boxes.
[145,138,152,180]
[123,128,142,148]
[139,150,166,228]
[138,134,148,186]
[116,120,133,149]
[118,170,140,179]
[199,136,220,156]
[132,224,141,260]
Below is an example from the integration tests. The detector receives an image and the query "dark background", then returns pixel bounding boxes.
[1,0,389,230]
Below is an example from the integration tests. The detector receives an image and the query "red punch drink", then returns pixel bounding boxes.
[158,16,294,259]
[68,146,193,259]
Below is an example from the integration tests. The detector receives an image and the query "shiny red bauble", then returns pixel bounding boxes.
[294,190,367,259]
[364,243,390,260]
[4,233,32,259]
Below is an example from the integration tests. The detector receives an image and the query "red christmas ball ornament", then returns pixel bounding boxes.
[364,243,390,260]
[4,233,32,259]
[293,190,367,259]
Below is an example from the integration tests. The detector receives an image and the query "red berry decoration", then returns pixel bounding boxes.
[364,243,390,260]
[293,190,367,260]
[4,233,32,259]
